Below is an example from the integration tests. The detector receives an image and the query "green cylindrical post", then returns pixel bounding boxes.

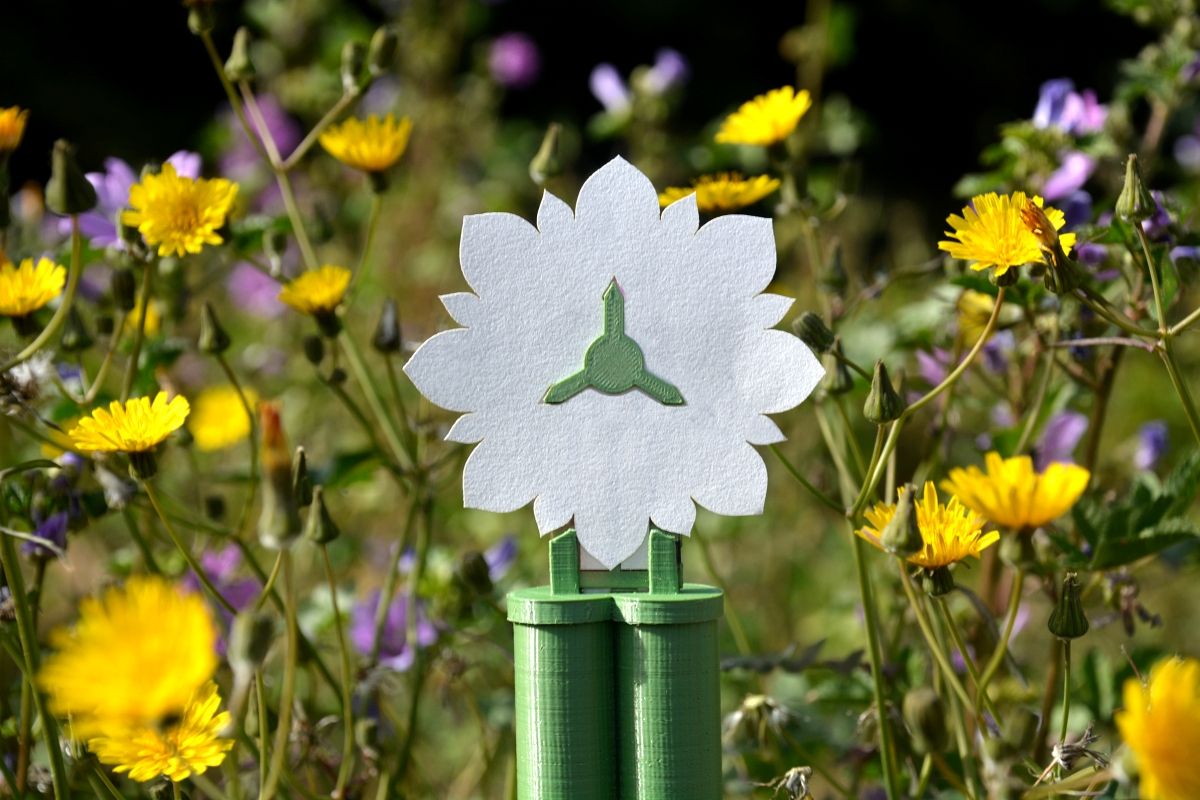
[614,588,723,800]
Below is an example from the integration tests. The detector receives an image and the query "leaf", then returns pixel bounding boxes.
[1162,450,1200,516]
[0,460,59,483]
[1089,516,1200,569]
[316,449,379,488]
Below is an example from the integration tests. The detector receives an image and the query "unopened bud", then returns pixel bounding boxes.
[372,298,401,353]
[95,313,115,336]
[264,229,288,275]
[864,360,905,424]
[991,266,1020,288]
[204,495,226,521]
[46,140,97,216]
[292,447,312,507]
[367,27,398,78]
[302,334,325,365]
[881,484,923,557]
[110,268,137,311]
[60,308,93,352]
[457,551,493,596]
[821,338,853,395]
[304,485,341,544]
[198,302,231,354]
[187,4,215,35]
[229,610,275,673]
[224,27,255,83]
[128,450,158,481]
[902,687,948,754]
[792,311,835,354]
[1116,154,1155,223]
[257,402,300,548]
[920,566,955,597]
[1048,571,1089,639]
[529,123,562,186]
[341,41,367,93]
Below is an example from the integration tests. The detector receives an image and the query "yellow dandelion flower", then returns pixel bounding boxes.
[278,265,352,316]
[940,452,1089,530]
[69,392,190,454]
[0,257,66,318]
[658,173,781,213]
[0,106,29,154]
[123,294,161,337]
[1115,656,1200,800]
[956,290,996,346]
[121,163,238,258]
[38,576,218,739]
[938,192,1076,278]
[88,681,233,783]
[319,113,412,173]
[858,482,998,569]
[715,86,812,147]
[190,385,256,452]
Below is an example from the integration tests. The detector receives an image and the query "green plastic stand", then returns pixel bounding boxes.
[508,529,723,800]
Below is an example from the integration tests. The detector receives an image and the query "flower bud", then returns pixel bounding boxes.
[821,338,853,395]
[920,566,955,597]
[902,686,948,754]
[46,140,97,216]
[95,313,115,336]
[1048,571,1089,639]
[372,298,402,354]
[257,402,300,548]
[457,551,494,597]
[367,26,398,78]
[204,494,226,521]
[60,307,93,352]
[991,266,1020,288]
[229,610,275,674]
[224,27,255,83]
[341,41,367,94]
[198,301,231,354]
[128,450,158,481]
[792,311,834,354]
[881,484,923,557]
[329,367,347,386]
[302,334,325,365]
[529,123,562,187]
[110,268,137,312]
[292,446,312,507]
[304,485,341,544]
[264,229,288,275]
[187,4,215,35]
[864,360,905,424]
[1116,154,1155,223]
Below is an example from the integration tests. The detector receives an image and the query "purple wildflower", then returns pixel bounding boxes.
[1074,242,1107,268]
[590,64,631,113]
[982,330,1014,374]
[1171,245,1200,266]
[65,152,200,249]
[1060,190,1093,229]
[1042,152,1095,201]
[488,33,540,88]
[23,511,68,558]
[915,348,951,387]
[1033,411,1088,470]
[1142,191,1172,241]
[642,48,689,95]
[226,264,285,318]
[182,544,261,643]
[484,535,517,581]
[1032,79,1106,135]
[350,591,438,671]
[1134,421,1169,470]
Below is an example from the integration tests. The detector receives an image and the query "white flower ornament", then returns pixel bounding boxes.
[405,157,823,568]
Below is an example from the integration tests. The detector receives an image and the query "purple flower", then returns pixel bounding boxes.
[1134,421,1169,470]
[226,264,284,318]
[643,48,689,95]
[1141,191,1172,241]
[350,591,438,671]
[182,545,261,639]
[1032,79,1106,135]
[1171,245,1200,266]
[23,511,68,558]
[1174,133,1200,172]
[1075,242,1108,268]
[1060,190,1093,229]
[220,95,301,181]
[982,330,1014,374]
[484,535,517,581]
[65,152,200,249]
[915,348,951,387]
[488,33,540,88]
[1042,152,1096,201]
[1033,411,1088,470]
[590,64,631,113]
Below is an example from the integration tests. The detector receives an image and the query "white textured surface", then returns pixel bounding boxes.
[404,157,823,568]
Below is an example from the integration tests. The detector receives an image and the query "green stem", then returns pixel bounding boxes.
[255,671,270,797]
[143,480,237,615]
[2,215,83,373]
[340,332,413,471]
[1168,303,1200,336]
[322,546,357,796]
[1058,640,1072,746]
[834,396,867,479]
[348,191,384,302]
[692,526,753,655]
[384,356,419,462]
[849,530,901,800]
[769,444,844,513]
[914,754,933,799]
[322,372,409,483]
[0,535,71,798]
[1022,767,1112,800]
[371,498,420,662]
[215,352,260,537]
[976,568,1024,702]
[897,568,975,714]
[262,550,298,800]
[253,551,284,613]
[1014,349,1054,455]
[281,89,362,172]
[80,313,125,404]
[121,260,154,402]
[199,31,271,165]
[936,597,997,738]
[395,500,435,786]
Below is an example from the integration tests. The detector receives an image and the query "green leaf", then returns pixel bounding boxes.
[1089,516,1200,569]
[1162,451,1200,515]
[0,460,59,483]
[316,449,379,488]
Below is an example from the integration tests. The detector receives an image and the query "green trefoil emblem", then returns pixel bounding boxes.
[544,279,685,406]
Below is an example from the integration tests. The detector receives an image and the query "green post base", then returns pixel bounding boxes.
[507,529,723,800]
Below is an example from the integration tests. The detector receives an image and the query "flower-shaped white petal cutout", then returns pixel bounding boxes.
[404,157,823,568]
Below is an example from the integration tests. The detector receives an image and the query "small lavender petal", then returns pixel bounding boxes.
[1034,411,1088,470]
[1075,90,1107,134]
[589,63,631,113]
[1033,79,1077,129]
[1134,420,1169,470]
[485,534,518,580]
[1042,152,1096,201]
[488,33,540,88]
[643,48,689,94]
[226,264,285,318]
[915,348,950,386]
[1061,190,1093,229]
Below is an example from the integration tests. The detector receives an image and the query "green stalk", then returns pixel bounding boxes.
[0,535,70,798]
[769,444,844,513]
[692,527,752,655]
[896,568,975,714]
[322,546,357,796]
[143,480,237,615]
[262,550,298,800]
[976,568,1025,702]
[2,215,83,372]
[371,498,420,662]
[1058,640,1072,746]
[255,671,270,797]
[281,89,362,172]
[340,332,413,471]
[935,597,997,738]
[120,260,154,402]
[348,191,384,302]
[394,502,434,786]
[215,352,259,537]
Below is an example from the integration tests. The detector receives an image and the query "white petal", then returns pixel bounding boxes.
[459,212,539,296]
[403,329,478,413]
[750,293,794,329]
[573,504,648,569]
[660,192,699,234]
[462,438,537,513]
[532,493,573,532]
[574,156,660,229]
[692,441,767,516]
[440,292,480,327]
[536,190,574,233]
[745,414,785,444]
[739,330,825,414]
[693,214,776,297]
[649,495,696,536]
[445,413,485,443]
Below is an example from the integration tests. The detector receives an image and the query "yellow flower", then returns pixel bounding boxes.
[123,294,161,337]
[715,86,812,147]
[121,163,238,258]
[938,192,1076,278]
[858,482,998,569]
[38,576,218,739]
[956,290,996,346]
[0,257,66,317]
[1115,656,1200,800]
[940,452,1090,530]
[69,392,190,454]
[190,385,256,452]
[658,173,781,213]
[87,681,233,783]
[0,106,29,154]
[278,265,352,316]
[319,113,412,173]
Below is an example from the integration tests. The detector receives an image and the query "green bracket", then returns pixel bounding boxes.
[549,530,581,595]
[549,527,680,595]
